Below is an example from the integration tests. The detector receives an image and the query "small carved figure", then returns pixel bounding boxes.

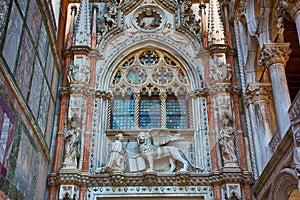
[97,134,126,173]
[63,119,80,168]
[138,8,161,30]
[67,64,90,83]
[293,128,300,173]
[219,113,237,166]
[136,129,202,172]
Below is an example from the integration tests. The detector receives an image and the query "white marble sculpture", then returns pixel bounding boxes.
[136,129,202,172]
[96,134,126,173]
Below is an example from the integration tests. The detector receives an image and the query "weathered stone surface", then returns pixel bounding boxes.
[38,79,50,134]
[2,1,23,73]
[27,0,41,43]
[15,28,35,99]
[28,60,43,118]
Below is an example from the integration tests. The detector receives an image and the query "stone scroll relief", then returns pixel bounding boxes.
[96,129,203,173]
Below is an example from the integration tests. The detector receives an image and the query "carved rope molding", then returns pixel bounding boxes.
[48,170,253,187]
[259,43,292,68]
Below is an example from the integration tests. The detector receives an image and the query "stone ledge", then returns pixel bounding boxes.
[48,170,253,187]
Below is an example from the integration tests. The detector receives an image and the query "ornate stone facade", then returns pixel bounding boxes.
[0,0,300,199]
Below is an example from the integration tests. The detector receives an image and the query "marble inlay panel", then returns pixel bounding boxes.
[38,79,50,134]
[46,47,53,84]
[13,129,37,199]
[38,23,49,67]
[45,99,54,147]
[33,155,47,200]
[2,1,23,73]
[28,60,43,118]
[26,0,41,43]
[51,66,59,100]
[17,0,29,16]
[15,28,34,99]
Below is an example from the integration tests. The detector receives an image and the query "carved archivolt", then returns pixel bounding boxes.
[111,49,189,96]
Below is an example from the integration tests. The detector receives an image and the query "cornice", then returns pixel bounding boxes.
[189,84,241,98]
[48,170,253,187]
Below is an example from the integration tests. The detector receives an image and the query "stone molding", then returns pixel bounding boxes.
[48,170,253,187]
[259,43,292,68]
[59,85,112,99]
[277,0,300,21]
[189,84,241,98]
[245,82,273,106]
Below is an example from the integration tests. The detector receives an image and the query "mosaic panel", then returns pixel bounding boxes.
[26,0,41,43]
[15,28,34,98]
[2,1,23,73]
[28,60,43,118]
[38,23,49,67]
[38,79,50,134]
[45,99,54,147]
[46,46,54,85]
[17,0,29,16]
[13,129,37,199]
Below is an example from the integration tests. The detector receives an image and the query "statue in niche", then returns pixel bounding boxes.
[218,112,238,167]
[96,134,126,173]
[293,125,300,173]
[104,1,117,28]
[136,129,202,172]
[63,118,80,169]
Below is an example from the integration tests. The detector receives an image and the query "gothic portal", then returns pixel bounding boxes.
[0,0,300,199]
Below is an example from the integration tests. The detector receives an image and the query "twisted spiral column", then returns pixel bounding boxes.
[133,93,140,128]
[106,99,112,129]
[160,93,167,128]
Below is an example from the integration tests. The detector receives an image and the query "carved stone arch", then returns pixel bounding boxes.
[268,168,299,200]
[98,39,203,91]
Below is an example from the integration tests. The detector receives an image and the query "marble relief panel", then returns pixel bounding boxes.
[38,79,50,134]
[45,99,54,147]
[2,1,23,73]
[28,60,43,118]
[26,0,41,43]
[17,0,29,16]
[15,28,35,99]
[13,129,38,199]
[38,23,49,67]
[46,47,54,84]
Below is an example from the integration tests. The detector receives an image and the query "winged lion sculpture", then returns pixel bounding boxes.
[136,129,202,172]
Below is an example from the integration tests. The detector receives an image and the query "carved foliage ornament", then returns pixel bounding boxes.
[259,43,292,68]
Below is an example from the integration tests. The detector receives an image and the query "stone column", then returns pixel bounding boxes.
[246,83,277,174]
[133,93,140,128]
[259,43,292,137]
[160,93,167,128]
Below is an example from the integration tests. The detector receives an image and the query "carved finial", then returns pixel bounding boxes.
[74,0,91,46]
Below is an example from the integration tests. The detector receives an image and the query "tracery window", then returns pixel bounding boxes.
[110,49,190,130]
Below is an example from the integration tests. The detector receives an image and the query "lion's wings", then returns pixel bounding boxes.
[149,129,185,146]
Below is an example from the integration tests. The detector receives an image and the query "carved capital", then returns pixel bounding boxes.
[277,0,300,20]
[259,43,292,68]
[246,83,273,106]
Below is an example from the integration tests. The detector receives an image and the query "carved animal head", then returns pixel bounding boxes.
[137,132,152,146]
